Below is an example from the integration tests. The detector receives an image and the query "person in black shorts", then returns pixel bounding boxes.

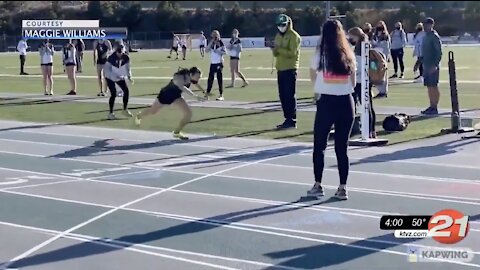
[168,35,180,60]
[134,67,206,140]
[93,39,112,96]
[199,31,207,57]
[63,40,77,95]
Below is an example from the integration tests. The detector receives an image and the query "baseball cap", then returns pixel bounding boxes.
[424,17,435,25]
[276,14,289,26]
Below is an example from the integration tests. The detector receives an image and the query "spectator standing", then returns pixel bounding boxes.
[17,38,28,75]
[390,22,407,79]
[74,39,85,73]
[421,17,442,115]
[413,23,426,82]
[272,14,301,129]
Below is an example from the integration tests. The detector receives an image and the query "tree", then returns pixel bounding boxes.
[211,2,226,31]
[120,1,142,31]
[224,2,244,34]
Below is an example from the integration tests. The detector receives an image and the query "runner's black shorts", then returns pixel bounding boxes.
[157,87,182,105]
[171,46,178,52]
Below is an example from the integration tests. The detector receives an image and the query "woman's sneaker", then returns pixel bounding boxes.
[122,110,133,117]
[216,96,224,101]
[107,113,117,120]
[173,131,189,140]
[334,187,348,200]
[306,184,325,198]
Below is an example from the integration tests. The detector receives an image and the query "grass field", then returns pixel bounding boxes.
[0,46,478,144]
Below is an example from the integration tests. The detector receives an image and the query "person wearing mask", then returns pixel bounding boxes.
[363,23,374,41]
[226,29,248,88]
[93,39,112,97]
[168,35,180,60]
[421,17,442,115]
[39,39,54,95]
[199,31,207,58]
[272,14,301,130]
[63,40,77,95]
[413,23,426,83]
[17,38,28,75]
[205,30,226,101]
[134,67,206,140]
[389,22,407,79]
[348,27,377,138]
[308,20,356,200]
[103,45,134,120]
[372,21,390,98]
[74,39,85,73]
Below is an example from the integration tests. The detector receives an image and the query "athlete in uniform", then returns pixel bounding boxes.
[134,67,205,140]
[199,31,207,57]
[168,35,180,60]
[93,39,112,96]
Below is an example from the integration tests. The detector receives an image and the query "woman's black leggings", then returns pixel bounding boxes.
[414,57,424,76]
[313,94,355,185]
[106,78,129,113]
[353,83,376,133]
[206,63,223,95]
[391,48,405,74]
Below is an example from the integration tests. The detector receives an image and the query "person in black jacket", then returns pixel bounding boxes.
[103,45,133,120]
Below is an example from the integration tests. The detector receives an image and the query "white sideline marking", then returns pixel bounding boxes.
[0,73,480,84]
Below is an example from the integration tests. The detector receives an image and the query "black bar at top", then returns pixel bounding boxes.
[380,215,432,230]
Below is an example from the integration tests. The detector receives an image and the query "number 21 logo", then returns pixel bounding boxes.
[428,209,470,244]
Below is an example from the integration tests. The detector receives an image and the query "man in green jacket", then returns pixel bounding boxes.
[421,17,442,115]
[272,14,301,129]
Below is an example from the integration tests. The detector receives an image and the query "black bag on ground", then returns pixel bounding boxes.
[383,113,411,132]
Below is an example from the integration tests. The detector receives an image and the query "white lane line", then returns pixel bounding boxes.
[0,137,478,187]
[0,144,302,269]
[2,165,479,230]
[0,221,300,270]
[0,191,478,268]
[0,142,479,205]
[10,128,480,170]
[0,223,239,270]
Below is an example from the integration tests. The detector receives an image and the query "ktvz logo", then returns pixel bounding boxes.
[428,209,470,244]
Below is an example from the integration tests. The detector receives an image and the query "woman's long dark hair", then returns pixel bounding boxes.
[317,20,355,75]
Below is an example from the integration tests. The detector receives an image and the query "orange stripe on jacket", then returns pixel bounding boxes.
[323,72,349,84]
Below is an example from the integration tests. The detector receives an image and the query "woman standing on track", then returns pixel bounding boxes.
[389,21,407,79]
[93,39,112,97]
[39,39,55,95]
[348,27,377,138]
[199,31,207,58]
[226,29,248,88]
[63,40,77,95]
[103,45,134,120]
[205,30,226,101]
[134,67,206,140]
[308,20,356,200]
